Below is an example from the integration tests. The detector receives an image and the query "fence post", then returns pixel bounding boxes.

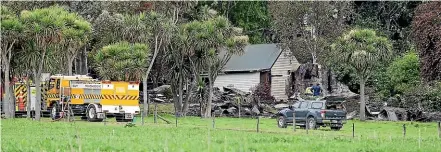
[306,117,309,135]
[438,122,441,140]
[256,116,260,133]
[403,124,406,138]
[238,103,241,118]
[352,123,355,138]
[238,97,241,118]
[174,104,178,127]
[141,110,144,126]
[212,112,216,129]
[154,103,158,124]
[293,111,296,132]
[104,111,107,126]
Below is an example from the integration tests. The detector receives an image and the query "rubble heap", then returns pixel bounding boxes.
[185,87,280,117]
[344,97,441,122]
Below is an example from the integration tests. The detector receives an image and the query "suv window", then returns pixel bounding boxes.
[299,102,308,109]
[311,102,323,109]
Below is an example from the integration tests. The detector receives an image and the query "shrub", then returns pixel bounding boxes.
[401,81,441,111]
[386,51,420,94]
[251,82,275,101]
[372,50,420,98]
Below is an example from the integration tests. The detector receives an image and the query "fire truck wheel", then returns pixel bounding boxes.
[86,104,103,122]
[50,104,61,120]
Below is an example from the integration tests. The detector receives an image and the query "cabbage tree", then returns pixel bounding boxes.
[330,29,392,121]
[121,12,174,122]
[20,6,83,120]
[182,7,248,118]
[1,6,23,118]
[93,42,149,81]
[62,12,92,75]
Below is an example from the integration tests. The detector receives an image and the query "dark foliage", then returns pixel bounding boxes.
[353,1,421,54]
[402,82,441,112]
[412,2,441,82]
[333,2,421,93]
[252,82,275,101]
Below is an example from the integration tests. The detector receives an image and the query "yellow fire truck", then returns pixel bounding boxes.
[12,74,140,122]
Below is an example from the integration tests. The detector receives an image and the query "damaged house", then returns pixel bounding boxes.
[214,44,300,101]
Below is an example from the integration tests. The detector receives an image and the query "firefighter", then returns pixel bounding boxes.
[304,84,313,96]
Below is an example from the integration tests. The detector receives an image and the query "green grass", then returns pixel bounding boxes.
[2,116,441,152]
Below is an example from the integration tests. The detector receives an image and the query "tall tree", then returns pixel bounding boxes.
[412,2,441,82]
[93,42,149,81]
[20,6,80,120]
[329,29,393,121]
[61,12,92,75]
[121,11,175,121]
[1,6,23,118]
[269,1,352,64]
[142,1,199,90]
[167,23,196,116]
[184,7,248,118]
[332,2,421,94]
[91,10,124,54]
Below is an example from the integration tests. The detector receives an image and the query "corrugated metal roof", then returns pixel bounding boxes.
[221,44,282,72]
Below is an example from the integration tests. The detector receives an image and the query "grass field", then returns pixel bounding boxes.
[2,115,441,152]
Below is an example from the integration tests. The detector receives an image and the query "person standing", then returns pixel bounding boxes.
[312,83,322,96]
[304,84,313,96]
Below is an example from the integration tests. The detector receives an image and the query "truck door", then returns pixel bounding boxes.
[285,102,300,122]
[296,101,309,123]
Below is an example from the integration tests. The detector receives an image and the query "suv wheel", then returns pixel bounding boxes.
[307,117,317,130]
[277,116,287,128]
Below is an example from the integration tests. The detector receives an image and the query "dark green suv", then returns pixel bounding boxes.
[276,97,347,130]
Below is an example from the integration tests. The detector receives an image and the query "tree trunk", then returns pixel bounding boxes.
[173,95,182,115]
[75,57,79,75]
[68,57,74,76]
[199,89,204,118]
[84,47,88,74]
[182,78,194,116]
[142,35,160,120]
[359,78,366,121]
[182,93,191,116]
[152,76,158,89]
[34,77,41,121]
[77,46,88,75]
[75,53,81,75]
[205,72,213,118]
[143,79,148,119]
[9,85,15,117]
[26,78,31,119]
[0,56,2,116]
[34,47,46,121]
[3,62,12,118]
[177,74,183,116]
